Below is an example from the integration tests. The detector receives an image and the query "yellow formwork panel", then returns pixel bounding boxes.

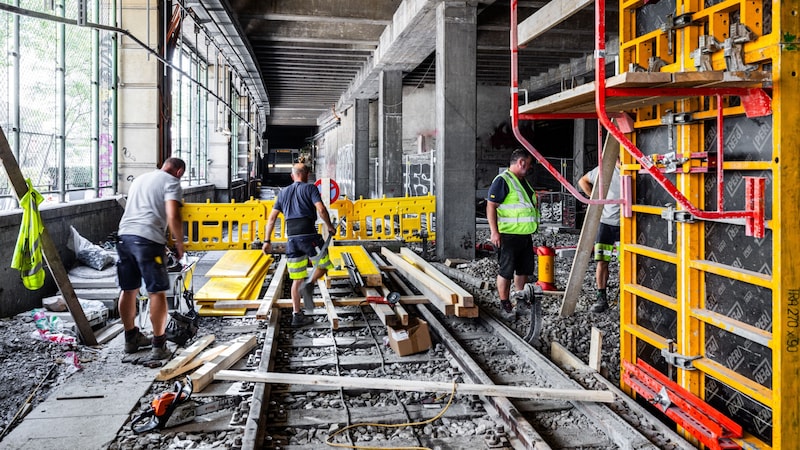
[352,194,435,242]
[616,0,791,446]
[327,245,382,287]
[196,254,270,301]
[184,201,267,251]
[205,251,270,278]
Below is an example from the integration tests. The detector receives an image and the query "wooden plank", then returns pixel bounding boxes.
[156,345,228,381]
[400,247,474,307]
[589,327,604,371]
[518,0,592,46]
[560,133,620,317]
[317,279,339,330]
[257,257,287,320]
[214,300,265,309]
[433,262,492,290]
[159,335,216,377]
[0,126,96,346]
[190,335,257,392]
[394,303,409,326]
[204,250,268,278]
[273,295,429,309]
[215,370,615,403]
[381,248,455,315]
[94,322,124,345]
[444,258,468,267]
[455,305,480,318]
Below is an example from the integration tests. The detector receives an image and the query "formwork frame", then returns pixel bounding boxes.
[510,0,798,445]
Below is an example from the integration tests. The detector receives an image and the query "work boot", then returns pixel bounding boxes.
[148,345,173,361]
[589,290,609,313]
[124,328,152,354]
[291,311,313,327]
[500,299,514,314]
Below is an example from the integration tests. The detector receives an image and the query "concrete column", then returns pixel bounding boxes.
[573,119,586,185]
[116,0,161,194]
[435,2,477,260]
[354,98,370,199]
[378,70,403,198]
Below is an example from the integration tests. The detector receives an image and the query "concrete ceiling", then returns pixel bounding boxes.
[223,0,618,127]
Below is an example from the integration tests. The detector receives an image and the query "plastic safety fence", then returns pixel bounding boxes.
[183,196,436,250]
[183,201,267,250]
[352,194,436,242]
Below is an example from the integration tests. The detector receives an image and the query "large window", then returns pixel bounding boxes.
[172,47,208,184]
[0,0,116,209]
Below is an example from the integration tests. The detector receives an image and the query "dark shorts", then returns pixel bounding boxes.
[594,223,620,262]
[285,234,333,280]
[497,233,535,280]
[116,235,169,293]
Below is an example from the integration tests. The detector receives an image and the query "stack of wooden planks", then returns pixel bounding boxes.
[194,250,272,316]
[156,334,257,392]
[380,247,479,318]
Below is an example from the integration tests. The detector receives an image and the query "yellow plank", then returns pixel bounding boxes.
[198,305,247,316]
[205,250,270,278]
[327,245,382,286]
[196,277,252,300]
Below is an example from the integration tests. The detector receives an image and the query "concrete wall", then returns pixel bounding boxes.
[0,184,215,318]
[315,84,512,198]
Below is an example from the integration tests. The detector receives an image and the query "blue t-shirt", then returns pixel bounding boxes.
[273,182,322,236]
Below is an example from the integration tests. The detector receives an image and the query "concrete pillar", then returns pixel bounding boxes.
[116,0,161,194]
[435,2,477,260]
[354,98,370,199]
[378,70,403,198]
[573,119,586,185]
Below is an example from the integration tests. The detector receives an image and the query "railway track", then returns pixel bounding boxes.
[230,277,695,450]
[111,258,695,450]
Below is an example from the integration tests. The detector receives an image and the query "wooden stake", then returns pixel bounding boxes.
[190,335,257,392]
[0,127,97,345]
[589,327,604,371]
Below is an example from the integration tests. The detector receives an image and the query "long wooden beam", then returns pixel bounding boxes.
[517,0,593,47]
[0,126,97,345]
[257,257,288,320]
[380,248,455,315]
[399,247,474,307]
[214,370,615,403]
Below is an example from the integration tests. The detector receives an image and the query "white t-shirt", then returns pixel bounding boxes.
[586,165,620,226]
[118,170,183,243]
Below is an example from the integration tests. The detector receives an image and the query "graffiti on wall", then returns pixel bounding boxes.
[403,153,434,196]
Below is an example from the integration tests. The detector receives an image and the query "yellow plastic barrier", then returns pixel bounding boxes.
[352,194,435,242]
[182,195,436,250]
[183,200,267,250]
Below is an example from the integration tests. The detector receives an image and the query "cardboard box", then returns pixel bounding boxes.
[388,318,432,356]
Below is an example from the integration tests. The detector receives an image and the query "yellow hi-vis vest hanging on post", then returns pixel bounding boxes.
[11,179,45,290]
[496,170,540,235]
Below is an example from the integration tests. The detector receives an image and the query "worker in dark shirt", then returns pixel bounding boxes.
[263,163,336,326]
[486,149,540,315]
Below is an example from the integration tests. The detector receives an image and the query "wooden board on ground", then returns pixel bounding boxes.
[204,250,270,278]
[214,370,615,403]
[400,247,474,307]
[159,335,216,378]
[317,279,339,329]
[95,321,124,345]
[156,345,228,381]
[257,257,287,320]
[190,335,257,392]
[213,300,265,310]
[381,248,455,315]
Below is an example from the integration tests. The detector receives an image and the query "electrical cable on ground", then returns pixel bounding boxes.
[326,305,456,450]
[325,380,458,450]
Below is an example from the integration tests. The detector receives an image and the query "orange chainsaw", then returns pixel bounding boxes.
[130,377,240,433]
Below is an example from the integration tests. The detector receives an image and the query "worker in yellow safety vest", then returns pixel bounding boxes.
[486,149,540,315]
[12,179,45,290]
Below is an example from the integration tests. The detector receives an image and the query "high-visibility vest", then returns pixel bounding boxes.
[495,170,539,235]
[11,179,45,290]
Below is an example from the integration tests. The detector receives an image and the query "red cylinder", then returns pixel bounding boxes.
[535,245,557,291]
